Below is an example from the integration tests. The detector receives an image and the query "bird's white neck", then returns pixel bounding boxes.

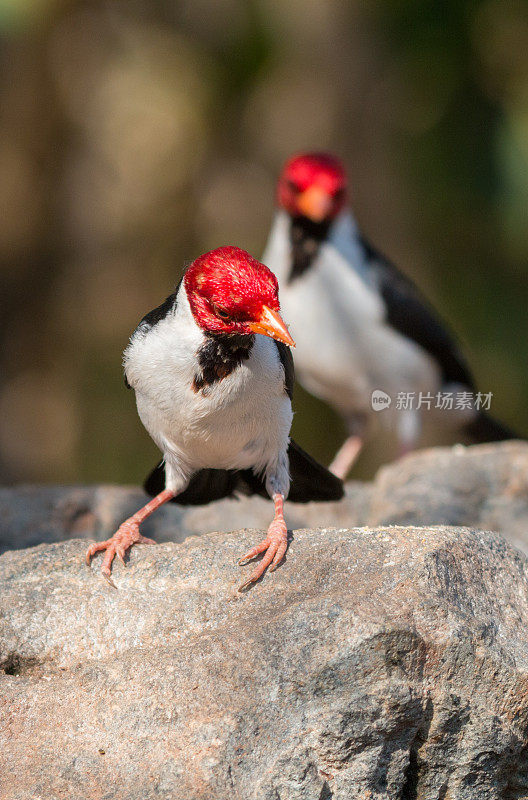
[174,281,195,324]
[262,207,361,284]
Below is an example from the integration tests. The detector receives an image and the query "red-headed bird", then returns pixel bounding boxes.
[262,152,518,479]
[86,246,343,589]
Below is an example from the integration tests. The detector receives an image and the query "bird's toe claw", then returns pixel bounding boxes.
[137,534,156,545]
[102,571,117,589]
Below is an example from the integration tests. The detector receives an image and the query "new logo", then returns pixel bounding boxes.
[371,389,392,411]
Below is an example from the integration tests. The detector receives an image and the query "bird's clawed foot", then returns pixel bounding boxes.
[85,520,156,586]
[238,516,288,591]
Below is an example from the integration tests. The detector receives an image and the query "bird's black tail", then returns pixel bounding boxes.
[143,462,265,505]
[143,439,344,506]
[286,439,344,502]
[464,411,520,444]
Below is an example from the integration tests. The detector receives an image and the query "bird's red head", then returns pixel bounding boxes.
[184,246,295,346]
[277,152,347,223]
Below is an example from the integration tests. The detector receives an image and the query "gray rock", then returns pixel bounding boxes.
[0,484,191,554]
[1,526,528,799]
[2,442,527,559]
[0,481,372,556]
[369,441,528,554]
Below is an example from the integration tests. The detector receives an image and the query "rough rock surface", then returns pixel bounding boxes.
[369,441,528,554]
[2,441,527,556]
[2,526,528,799]
[0,480,372,555]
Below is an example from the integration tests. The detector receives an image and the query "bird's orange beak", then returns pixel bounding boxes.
[296,185,333,222]
[248,305,295,347]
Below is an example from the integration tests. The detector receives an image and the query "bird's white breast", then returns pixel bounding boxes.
[124,287,292,474]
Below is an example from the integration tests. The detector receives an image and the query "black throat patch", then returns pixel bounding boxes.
[287,216,331,283]
[192,333,254,393]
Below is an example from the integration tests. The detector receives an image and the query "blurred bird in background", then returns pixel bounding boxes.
[86,247,343,589]
[263,152,519,479]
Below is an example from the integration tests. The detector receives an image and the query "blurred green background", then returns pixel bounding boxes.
[0,0,526,486]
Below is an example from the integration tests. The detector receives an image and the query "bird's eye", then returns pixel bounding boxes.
[286,179,299,193]
[215,306,230,321]
[334,187,346,201]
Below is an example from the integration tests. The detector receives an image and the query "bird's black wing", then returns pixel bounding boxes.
[359,236,475,388]
[144,439,343,506]
[274,340,295,399]
[138,281,181,330]
[124,282,181,389]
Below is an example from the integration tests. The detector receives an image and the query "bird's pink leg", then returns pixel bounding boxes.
[86,488,175,586]
[238,493,288,591]
[329,435,363,480]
